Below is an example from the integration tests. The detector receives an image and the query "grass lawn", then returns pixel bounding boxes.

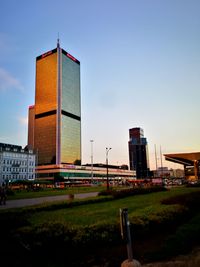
[27,187,200,227]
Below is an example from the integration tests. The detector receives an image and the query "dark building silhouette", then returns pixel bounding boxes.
[128,127,150,178]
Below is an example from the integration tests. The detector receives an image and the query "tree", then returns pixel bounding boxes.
[74,159,81,165]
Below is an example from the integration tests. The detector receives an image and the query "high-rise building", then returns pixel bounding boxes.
[29,40,81,166]
[128,127,150,178]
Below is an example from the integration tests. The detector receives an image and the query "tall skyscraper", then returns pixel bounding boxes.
[128,127,150,178]
[29,40,81,166]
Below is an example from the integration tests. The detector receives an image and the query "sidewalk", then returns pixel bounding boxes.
[0,191,99,210]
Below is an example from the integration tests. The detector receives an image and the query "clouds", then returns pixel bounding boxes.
[0,68,24,92]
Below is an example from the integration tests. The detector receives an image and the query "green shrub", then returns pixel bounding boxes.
[13,203,190,254]
[15,221,121,254]
[6,188,15,196]
[129,204,189,238]
[150,212,200,261]
[98,186,167,199]
[161,191,200,211]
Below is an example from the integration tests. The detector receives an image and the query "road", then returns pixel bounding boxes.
[0,191,99,210]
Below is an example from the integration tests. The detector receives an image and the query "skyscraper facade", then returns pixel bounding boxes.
[30,41,81,166]
[128,127,150,178]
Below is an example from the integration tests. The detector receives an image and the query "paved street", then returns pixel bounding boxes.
[0,191,99,210]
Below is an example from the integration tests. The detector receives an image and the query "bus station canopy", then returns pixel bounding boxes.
[164,152,200,166]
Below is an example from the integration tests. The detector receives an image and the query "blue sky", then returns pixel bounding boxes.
[0,0,200,170]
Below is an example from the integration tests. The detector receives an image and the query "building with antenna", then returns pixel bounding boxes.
[128,127,150,178]
[28,40,81,179]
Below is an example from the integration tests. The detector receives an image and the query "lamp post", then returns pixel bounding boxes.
[106,147,112,191]
[154,144,158,177]
[90,140,94,183]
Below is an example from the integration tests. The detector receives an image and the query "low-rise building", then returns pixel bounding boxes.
[0,143,36,185]
[36,163,136,183]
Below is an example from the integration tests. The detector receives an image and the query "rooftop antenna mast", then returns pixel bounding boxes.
[57,33,60,48]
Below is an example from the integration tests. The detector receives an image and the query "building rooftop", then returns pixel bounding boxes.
[0,143,34,154]
[0,143,22,151]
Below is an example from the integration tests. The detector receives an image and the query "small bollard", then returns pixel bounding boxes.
[121,259,141,267]
[120,208,141,267]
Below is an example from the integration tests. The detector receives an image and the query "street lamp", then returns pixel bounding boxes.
[106,147,112,190]
[90,140,94,183]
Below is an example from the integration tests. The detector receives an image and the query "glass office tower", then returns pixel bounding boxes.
[128,127,150,178]
[34,41,81,165]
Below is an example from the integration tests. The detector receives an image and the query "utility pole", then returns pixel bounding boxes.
[90,140,94,182]
[154,144,158,177]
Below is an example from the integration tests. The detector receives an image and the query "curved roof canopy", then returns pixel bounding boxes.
[164,152,200,166]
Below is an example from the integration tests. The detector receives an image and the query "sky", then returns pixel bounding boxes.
[0,0,200,170]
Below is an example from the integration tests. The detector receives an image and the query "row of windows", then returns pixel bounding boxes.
[1,174,35,180]
[1,167,34,173]
[1,159,35,166]
[2,152,34,159]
